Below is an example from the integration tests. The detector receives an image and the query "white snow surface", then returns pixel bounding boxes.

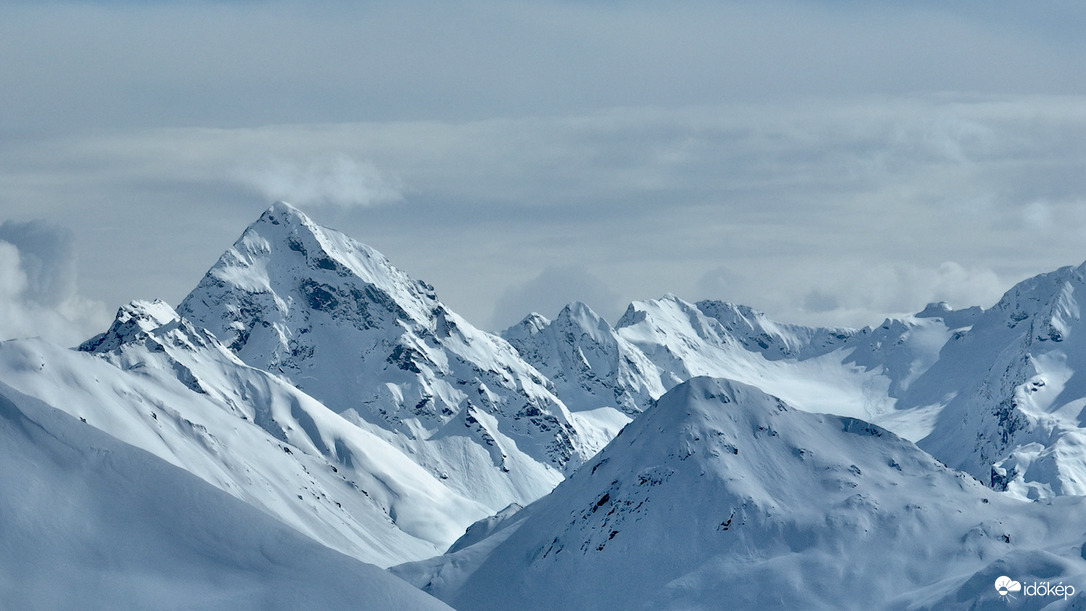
[2,300,490,567]
[0,379,451,610]
[395,377,1086,610]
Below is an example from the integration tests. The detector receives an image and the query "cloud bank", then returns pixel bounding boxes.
[0,221,109,346]
[3,95,1085,331]
[0,1,1083,335]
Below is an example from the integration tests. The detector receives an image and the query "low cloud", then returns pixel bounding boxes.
[491,266,622,331]
[2,95,1085,332]
[236,156,404,210]
[0,221,109,346]
[696,260,1008,330]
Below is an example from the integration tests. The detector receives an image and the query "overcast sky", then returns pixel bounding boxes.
[1,1,1085,345]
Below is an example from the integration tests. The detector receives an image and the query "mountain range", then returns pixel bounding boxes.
[5,201,1086,608]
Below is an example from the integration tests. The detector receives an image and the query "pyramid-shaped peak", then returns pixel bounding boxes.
[243,201,326,240]
[244,200,378,263]
[177,201,443,356]
[259,200,311,224]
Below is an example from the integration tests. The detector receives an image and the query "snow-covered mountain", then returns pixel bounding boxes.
[0,300,489,567]
[0,376,452,610]
[394,377,1086,610]
[10,199,1086,608]
[177,202,597,510]
[905,262,1086,498]
[507,288,1086,502]
[507,295,957,435]
[502,301,664,416]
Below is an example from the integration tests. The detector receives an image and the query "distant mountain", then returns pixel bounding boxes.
[506,294,954,434]
[508,287,1086,501]
[0,377,451,610]
[394,377,1086,610]
[502,301,664,416]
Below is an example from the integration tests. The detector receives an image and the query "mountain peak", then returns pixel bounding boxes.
[555,301,612,343]
[177,203,591,507]
[262,200,308,222]
[402,375,1082,610]
[502,300,665,416]
[79,299,218,356]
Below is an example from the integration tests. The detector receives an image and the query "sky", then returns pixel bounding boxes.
[1,1,1085,345]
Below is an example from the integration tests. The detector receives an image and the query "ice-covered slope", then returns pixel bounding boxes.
[910,261,1086,498]
[395,377,1086,610]
[1,300,491,567]
[178,202,593,509]
[0,380,452,611]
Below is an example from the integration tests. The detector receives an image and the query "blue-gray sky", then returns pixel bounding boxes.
[1,0,1085,344]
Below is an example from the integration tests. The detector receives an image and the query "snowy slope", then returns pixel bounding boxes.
[908,262,1086,498]
[0,380,451,611]
[395,377,1086,610]
[0,300,491,567]
[500,260,1086,504]
[508,295,991,456]
[178,202,593,509]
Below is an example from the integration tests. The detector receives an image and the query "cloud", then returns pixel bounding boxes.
[2,95,1085,332]
[0,220,77,305]
[491,266,622,330]
[696,260,1008,329]
[0,221,109,346]
[1,1,1084,133]
[236,156,403,209]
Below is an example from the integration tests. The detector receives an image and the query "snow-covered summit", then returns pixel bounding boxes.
[178,201,439,355]
[178,202,593,510]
